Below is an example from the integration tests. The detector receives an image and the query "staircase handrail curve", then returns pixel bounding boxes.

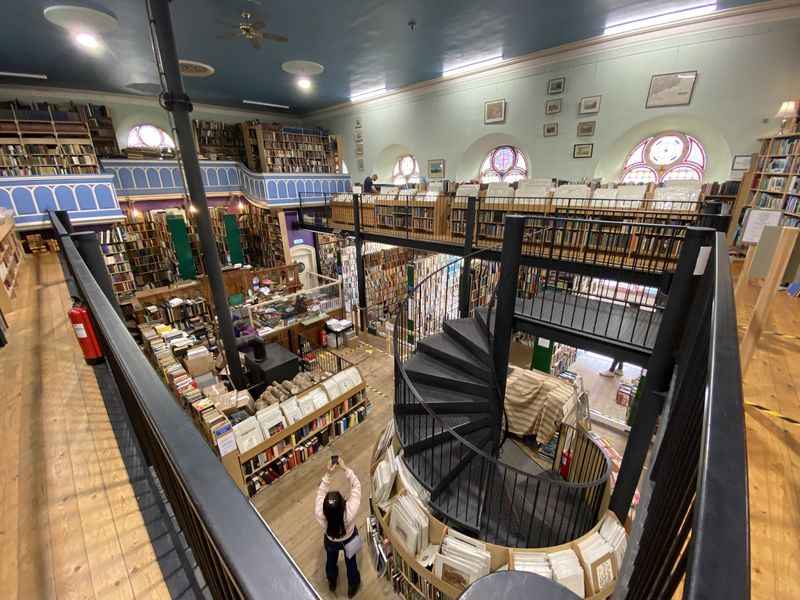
[393,249,612,491]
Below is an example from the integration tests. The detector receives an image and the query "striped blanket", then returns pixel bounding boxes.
[505,366,577,443]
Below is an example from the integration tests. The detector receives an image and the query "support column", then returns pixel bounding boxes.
[72,231,124,321]
[352,193,367,331]
[490,215,525,450]
[609,227,713,520]
[147,0,245,388]
[458,196,477,317]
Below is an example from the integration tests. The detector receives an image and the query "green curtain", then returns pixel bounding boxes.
[166,215,197,280]
[224,213,244,265]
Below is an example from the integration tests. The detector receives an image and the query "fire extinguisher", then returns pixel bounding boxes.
[560,449,573,479]
[69,302,104,365]
[319,328,328,347]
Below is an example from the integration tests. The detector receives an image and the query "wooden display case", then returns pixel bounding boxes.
[0,218,23,314]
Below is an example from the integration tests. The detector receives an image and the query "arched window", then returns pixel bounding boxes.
[340,160,349,175]
[392,154,420,185]
[621,132,706,184]
[127,124,175,149]
[480,145,529,183]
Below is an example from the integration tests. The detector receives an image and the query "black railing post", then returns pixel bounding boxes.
[55,209,73,233]
[610,226,714,521]
[458,196,478,317]
[147,0,245,389]
[492,215,525,446]
[71,231,124,321]
[297,192,304,225]
[352,193,367,331]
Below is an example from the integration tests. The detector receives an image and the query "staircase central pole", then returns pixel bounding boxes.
[458,196,478,318]
[491,215,525,450]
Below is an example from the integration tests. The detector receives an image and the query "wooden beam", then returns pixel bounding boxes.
[740,227,800,373]
[734,244,757,306]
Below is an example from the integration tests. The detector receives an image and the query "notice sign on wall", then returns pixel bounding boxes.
[740,208,783,245]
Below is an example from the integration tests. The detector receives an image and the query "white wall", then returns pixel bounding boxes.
[309,15,800,184]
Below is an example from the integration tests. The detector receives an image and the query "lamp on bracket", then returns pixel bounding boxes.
[775,100,798,135]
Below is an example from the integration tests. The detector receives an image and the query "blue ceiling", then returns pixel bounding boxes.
[1,0,768,114]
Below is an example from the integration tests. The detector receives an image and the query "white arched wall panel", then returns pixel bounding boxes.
[458,133,531,182]
[373,144,413,182]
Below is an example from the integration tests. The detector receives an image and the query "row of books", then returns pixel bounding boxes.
[432,530,491,590]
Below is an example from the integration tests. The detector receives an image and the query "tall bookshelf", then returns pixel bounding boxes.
[193,119,245,162]
[0,102,100,176]
[100,227,137,300]
[76,103,120,158]
[242,203,285,267]
[122,218,175,288]
[241,122,339,173]
[0,218,23,314]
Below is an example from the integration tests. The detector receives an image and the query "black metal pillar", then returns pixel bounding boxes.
[490,215,525,449]
[55,210,73,233]
[352,193,367,331]
[147,0,245,388]
[609,227,713,520]
[72,231,124,320]
[458,196,477,317]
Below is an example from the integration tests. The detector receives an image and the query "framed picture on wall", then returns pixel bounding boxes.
[355,142,364,157]
[579,96,601,115]
[428,159,445,179]
[545,98,562,115]
[354,118,363,129]
[577,121,596,137]
[357,158,364,171]
[731,154,753,171]
[543,122,559,137]
[547,76,566,95]
[573,143,593,159]
[646,71,697,108]
[353,130,363,143]
[484,99,506,124]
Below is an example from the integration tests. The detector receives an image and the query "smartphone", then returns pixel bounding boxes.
[331,455,339,466]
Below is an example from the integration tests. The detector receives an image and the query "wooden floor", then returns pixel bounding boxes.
[0,254,176,600]
[736,280,800,600]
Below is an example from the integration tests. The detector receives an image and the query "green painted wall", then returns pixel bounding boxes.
[311,17,800,184]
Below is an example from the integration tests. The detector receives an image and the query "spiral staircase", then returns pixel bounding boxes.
[393,262,610,549]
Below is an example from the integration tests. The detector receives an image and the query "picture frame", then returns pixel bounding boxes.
[545,98,562,115]
[573,143,593,159]
[353,130,363,143]
[484,98,506,124]
[577,120,596,137]
[357,158,364,172]
[547,76,565,95]
[428,158,445,179]
[355,142,364,157]
[543,122,559,137]
[731,154,753,171]
[646,71,697,108]
[579,95,601,115]
[354,118,362,129]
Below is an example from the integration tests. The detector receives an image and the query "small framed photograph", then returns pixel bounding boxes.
[573,143,593,159]
[353,130,363,143]
[646,71,697,108]
[547,76,565,95]
[545,98,562,115]
[577,120,596,137]
[428,158,445,179]
[484,98,506,124]
[354,118,362,129]
[355,142,364,157]
[731,154,752,171]
[543,122,559,137]
[579,95,601,115]
[357,158,364,171]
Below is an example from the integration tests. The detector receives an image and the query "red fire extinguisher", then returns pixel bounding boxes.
[560,449,573,479]
[319,328,328,347]
[69,303,104,365]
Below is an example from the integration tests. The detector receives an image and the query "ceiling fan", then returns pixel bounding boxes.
[217,5,288,49]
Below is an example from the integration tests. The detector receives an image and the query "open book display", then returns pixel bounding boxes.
[432,529,492,589]
[390,494,430,556]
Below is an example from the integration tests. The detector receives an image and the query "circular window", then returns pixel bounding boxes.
[392,154,420,185]
[127,124,175,149]
[622,132,706,184]
[480,145,529,183]
[648,135,685,165]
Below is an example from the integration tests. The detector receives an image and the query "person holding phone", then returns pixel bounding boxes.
[315,456,362,597]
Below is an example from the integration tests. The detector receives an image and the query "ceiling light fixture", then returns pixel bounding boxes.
[243,99,291,109]
[350,86,387,102]
[74,31,100,49]
[0,71,48,80]
[603,1,717,36]
[297,77,312,91]
[442,55,504,78]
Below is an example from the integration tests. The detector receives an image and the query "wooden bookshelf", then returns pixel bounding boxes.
[0,218,23,314]
[234,379,369,497]
[0,102,100,176]
[99,226,137,300]
[193,119,244,162]
[241,122,339,174]
[121,217,175,288]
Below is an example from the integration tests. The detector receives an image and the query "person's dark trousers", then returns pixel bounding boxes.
[324,528,361,588]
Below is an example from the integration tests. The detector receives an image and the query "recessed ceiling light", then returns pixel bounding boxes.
[179,60,215,78]
[350,87,387,102]
[281,60,324,76]
[243,99,291,110]
[297,77,312,91]
[75,32,99,49]
[43,5,119,32]
[0,71,48,80]
[442,55,504,78]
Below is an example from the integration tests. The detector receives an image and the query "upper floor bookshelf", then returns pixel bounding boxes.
[193,119,245,162]
[241,123,340,174]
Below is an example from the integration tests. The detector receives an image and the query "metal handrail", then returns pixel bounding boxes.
[393,251,611,491]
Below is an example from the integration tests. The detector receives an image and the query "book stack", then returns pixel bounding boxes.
[575,531,618,595]
[390,494,430,556]
[372,446,397,506]
[280,397,303,425]
[547,549,585,597]
[432,529,491,589]
[255,404,287,439]
[512,551,551,579]
[598,512,627,569]
[333,405,367,435]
